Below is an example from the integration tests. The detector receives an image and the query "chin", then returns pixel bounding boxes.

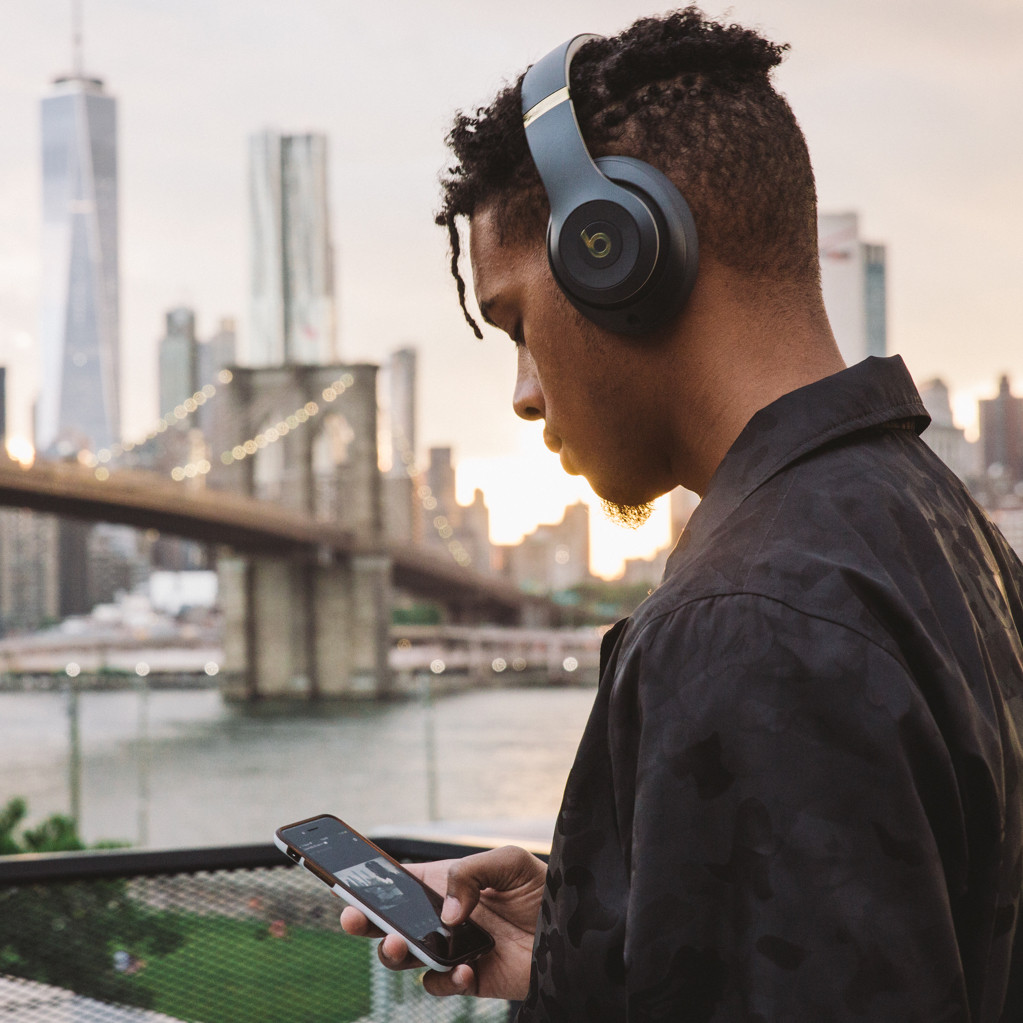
[558,449,582,477]
[588,472,661,508]
[599,498,656,529]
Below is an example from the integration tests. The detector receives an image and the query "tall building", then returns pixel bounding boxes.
[197,317,236,438]
[818,212,887,366]
[248,130,336,366]
[499,502,590,593]
[38,60,120,456]
[979,375,1023,485]
[199,317,237,387]
[917,378,979,483]
[388,347,417,477]
[0,510,60,633]
[382,347,419,544]
[0,368,60,632]
[158,306,198,417]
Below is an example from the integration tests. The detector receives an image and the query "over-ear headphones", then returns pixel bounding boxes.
[521,34,699,335]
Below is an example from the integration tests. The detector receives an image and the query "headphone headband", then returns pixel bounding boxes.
[520,35,699,335]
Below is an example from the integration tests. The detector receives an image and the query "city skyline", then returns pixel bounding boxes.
[0,0,1020,576]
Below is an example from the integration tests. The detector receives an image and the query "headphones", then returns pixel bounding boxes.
[521,34,699,336]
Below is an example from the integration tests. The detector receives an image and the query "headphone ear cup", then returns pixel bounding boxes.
[549,156,699,336]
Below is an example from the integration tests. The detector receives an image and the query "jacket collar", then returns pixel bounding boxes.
[665,356,930,576]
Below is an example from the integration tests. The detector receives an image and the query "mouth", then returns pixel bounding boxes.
[542,428,580,475]
[542,429,562,455]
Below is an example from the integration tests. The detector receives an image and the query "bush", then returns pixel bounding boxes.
[0,797,186,1008]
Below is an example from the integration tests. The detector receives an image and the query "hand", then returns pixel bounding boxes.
[340,844,546,1001]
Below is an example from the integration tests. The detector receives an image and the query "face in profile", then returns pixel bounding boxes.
[469,205,674,522]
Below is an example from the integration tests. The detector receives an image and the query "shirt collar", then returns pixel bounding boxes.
[665,356,930,575]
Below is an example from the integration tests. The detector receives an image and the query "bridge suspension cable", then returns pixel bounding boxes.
[390,421,472,569]
[169,371,358,481]
[76,368,237,470]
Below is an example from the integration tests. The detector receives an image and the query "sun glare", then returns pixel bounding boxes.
[5,436,35,467]
[456,450,672,580]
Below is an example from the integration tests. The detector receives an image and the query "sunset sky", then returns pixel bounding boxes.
[0,0,1020,577]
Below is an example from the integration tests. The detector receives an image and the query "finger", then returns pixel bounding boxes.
[377,932,422,972]
[442,845,545,924]
[339,906,385,939]
[422,963,477,998]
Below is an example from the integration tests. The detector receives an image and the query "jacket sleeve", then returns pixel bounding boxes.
[617,594,973,1022]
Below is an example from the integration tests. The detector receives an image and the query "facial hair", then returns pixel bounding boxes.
[600,499,655,530]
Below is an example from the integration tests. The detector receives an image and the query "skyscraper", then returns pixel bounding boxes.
[388,347,417,478]
[38,60,120,456]
[917,378,979,483]
[979,375,1023,484]
[158,306,198,417]
[197,316,236,438]
[818,212,887,366]
[248,130,337,366]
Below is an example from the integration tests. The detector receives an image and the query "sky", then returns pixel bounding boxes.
[0,0,1020,577]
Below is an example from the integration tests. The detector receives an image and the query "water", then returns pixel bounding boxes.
[1,684,597,850]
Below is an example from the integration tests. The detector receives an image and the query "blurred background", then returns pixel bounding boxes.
[0,0,1019,851]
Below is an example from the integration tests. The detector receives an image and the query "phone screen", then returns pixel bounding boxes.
[278,815,493,967]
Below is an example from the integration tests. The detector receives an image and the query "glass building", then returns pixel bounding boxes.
[38,72,120,456]
[818,212,888,366]
[158,306,198,417]
[248,130,337,366]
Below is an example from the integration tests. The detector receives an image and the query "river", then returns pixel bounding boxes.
[1,683,597,850]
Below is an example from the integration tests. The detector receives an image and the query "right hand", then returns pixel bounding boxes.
[340,844,546,1001]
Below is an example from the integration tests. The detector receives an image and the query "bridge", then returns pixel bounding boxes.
[0,437,560,700]
[0,456,546,621]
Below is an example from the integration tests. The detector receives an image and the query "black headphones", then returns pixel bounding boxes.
[521,34,699,335]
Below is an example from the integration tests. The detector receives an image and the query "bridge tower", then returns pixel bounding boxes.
[209,362,392,700]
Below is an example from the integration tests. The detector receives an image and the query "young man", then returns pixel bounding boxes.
[343,9,1023,1019]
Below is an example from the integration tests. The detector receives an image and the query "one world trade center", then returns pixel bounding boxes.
[37,60,120,457]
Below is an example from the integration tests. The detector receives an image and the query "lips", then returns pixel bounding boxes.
[542,429,562,454]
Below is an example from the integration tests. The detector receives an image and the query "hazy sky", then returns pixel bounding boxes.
[1,0,1020,573]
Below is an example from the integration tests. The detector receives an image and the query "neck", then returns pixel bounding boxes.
[658,261,846,496]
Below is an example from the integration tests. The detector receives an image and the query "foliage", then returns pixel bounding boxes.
[392,601,443,625]
[0,797,186,1008]
[559,580,655,623]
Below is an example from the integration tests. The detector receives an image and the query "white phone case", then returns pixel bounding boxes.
[272,832,453,972]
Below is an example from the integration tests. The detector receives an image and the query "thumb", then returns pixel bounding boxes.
[440,845,542,925]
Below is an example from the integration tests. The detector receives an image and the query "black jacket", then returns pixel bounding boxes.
[519,357,1023,1022]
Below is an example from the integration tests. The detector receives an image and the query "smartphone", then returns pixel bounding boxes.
[274,813,495,972]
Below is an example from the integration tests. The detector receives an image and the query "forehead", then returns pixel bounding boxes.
[468,206,546,317]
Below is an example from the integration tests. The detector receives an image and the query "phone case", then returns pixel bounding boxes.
[273,822,490,972]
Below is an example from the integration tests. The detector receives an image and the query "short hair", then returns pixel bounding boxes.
[436,7,820,336]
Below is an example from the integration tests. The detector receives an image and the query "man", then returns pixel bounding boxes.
[343,9,1023,1019]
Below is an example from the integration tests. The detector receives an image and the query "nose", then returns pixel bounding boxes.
[513,347,545,421]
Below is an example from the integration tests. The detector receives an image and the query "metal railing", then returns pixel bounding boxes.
[0,839,526,1022]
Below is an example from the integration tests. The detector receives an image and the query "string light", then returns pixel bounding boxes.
[77,374,231,471]
[72,370,460,578]
[172,372,356,479]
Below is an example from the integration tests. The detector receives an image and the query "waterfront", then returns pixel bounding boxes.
[1,683,597,850]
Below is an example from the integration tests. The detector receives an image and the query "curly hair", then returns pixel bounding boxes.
[436,7,820,336]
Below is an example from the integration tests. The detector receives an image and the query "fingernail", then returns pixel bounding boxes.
[441,896,460,924]
[451,969,468,993]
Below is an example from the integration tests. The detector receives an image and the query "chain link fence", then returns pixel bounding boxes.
[0,841,517,1023]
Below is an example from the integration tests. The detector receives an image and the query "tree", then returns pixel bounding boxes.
[0,797,185,1008]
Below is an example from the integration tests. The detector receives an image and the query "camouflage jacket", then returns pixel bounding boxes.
[518,356,1023,1022]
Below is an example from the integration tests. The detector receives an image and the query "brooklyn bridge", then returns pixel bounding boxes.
[0,360,566,700]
